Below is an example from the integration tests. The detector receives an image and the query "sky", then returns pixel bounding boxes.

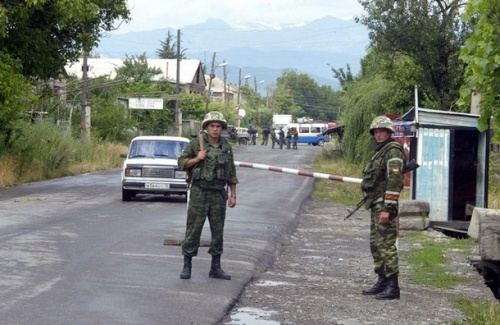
[113,0,365,33]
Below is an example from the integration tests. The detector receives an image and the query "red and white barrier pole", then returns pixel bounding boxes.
[234,161,362,184]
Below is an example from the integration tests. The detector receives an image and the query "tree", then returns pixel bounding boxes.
[458,0,500,140]
[0,54,31,151]
[357,0,471,110]
[156,30,186,59]
[275,70,340,121]
[0,0,130,80]
[340,74,399,164]
[115,53,163,83]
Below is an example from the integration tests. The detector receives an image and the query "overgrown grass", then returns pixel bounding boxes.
[0,121,127,187]
[451,299,500,325]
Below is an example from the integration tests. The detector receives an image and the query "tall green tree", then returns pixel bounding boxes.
[275,70,340,121]
[458,0,500,140]
[156,30,186,59]
[0,0,130,80]
[0,54,31,151]
[357,0,471,110]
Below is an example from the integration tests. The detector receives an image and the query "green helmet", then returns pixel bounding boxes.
[202,111,228,129]
[369,116,394,135]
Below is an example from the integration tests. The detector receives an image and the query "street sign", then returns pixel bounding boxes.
[128,98,164,110]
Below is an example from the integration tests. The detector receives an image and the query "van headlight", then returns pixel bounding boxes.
[175,171,187,179]
[125,168,142,177]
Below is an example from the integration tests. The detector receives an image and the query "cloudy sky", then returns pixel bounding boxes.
[114,0,365,33]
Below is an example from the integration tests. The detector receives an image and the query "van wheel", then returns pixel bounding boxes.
[317,139,325,146]
[239,138,248,145]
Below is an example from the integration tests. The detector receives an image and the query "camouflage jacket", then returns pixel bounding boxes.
[178,133,238,190]
[361,139,405,212]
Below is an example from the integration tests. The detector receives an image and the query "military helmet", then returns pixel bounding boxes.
[202,111,227,129]
[369,115,394,135]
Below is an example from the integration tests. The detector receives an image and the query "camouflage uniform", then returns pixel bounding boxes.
[177,111,238,280]
[361,115,404,300]
[178,133,238,257]
[291,128,298,149]
[270,130,277,149]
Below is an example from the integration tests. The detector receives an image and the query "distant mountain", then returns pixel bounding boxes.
[95,17,369,90]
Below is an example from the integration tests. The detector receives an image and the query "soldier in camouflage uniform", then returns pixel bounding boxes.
[360,116,405,300]
[177,111,238,280]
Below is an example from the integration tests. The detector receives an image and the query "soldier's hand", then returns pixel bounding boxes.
[197,150,207,161]
[379,211,390,224]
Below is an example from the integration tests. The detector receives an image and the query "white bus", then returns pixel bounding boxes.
[282,123,330,146]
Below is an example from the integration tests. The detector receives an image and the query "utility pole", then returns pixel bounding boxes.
[205,52,216,114]
[80,52,90,139]
[237,68,241,106]
[254,76,258,126]
[175,29,182,136]
[222,60,228,116]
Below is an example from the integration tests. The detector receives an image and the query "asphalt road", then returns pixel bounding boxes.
[0,143,319,325]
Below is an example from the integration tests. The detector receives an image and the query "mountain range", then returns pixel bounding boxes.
[95,16,369,91]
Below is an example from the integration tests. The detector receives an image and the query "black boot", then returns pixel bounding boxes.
[179,255,192,279]
[362,274,389,295]
[209,255,231,280]
[375,274,400,300]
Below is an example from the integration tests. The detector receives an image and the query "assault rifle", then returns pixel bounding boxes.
[344,159,420,220]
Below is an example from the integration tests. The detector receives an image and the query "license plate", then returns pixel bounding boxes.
[145,183,169,189]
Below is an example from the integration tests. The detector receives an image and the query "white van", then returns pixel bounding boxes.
[283,123,330,146]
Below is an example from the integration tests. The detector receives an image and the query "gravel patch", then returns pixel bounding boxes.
[224,200,496,325]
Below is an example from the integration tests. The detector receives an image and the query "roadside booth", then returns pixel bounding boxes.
[394,107,490,230]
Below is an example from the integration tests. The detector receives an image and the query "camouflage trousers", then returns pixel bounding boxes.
[369,203,399,277]
[182,185,227,257]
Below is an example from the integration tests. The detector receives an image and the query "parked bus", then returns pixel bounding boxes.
[283,123,330,146]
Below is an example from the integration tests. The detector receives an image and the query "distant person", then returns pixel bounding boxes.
[177,111,238,281]
[270,129,277,149]
[361,116,404,300]
[261,127,270,146]
[285,129,292,149]
[291,127,298,149]
[248,125,257,145]
[278,128,285,149]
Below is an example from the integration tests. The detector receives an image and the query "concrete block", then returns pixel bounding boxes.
[399,200,430,218]
[468,208,500,240]
[476,209,500,260]
[399,216,430,230]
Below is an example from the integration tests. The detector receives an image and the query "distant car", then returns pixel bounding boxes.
[120,136,190,201]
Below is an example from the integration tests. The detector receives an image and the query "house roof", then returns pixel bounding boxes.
[64,58,205,86]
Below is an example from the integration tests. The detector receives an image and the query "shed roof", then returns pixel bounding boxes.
[401,107,479,128]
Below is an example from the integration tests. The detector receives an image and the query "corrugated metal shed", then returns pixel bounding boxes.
[396,108,490,228]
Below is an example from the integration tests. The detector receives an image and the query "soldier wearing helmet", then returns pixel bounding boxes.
[177,111,238,280]
[361,115,404,300]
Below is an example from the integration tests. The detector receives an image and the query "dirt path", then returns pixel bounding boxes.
[225,200,496,325]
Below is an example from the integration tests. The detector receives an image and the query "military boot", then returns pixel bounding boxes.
[179,255,192,279]
[209,255,231,280]
[362,273,389,295]
[375,274,400,300]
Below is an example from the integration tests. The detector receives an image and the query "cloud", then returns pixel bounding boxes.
[116,0,364,33]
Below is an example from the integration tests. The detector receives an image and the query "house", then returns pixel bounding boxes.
[64,58,207,95]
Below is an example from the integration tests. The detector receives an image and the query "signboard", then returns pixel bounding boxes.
[128,98,164,110]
